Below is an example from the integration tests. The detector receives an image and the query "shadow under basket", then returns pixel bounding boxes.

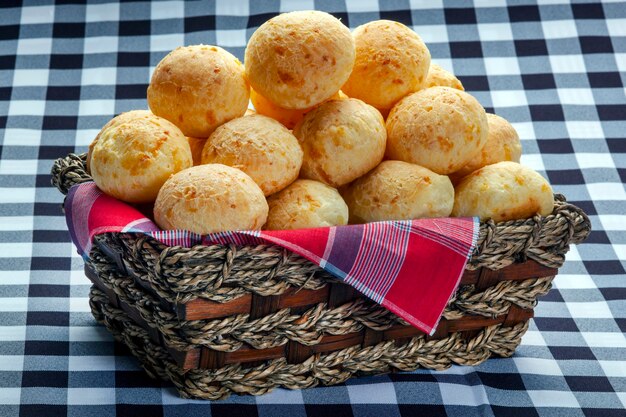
[52,153,591,400]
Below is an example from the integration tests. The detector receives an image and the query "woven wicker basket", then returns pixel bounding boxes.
[52,153,590,400]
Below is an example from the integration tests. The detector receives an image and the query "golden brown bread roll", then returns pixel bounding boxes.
[452,161,554,222]
[90,114,193,203]
[200,114,303,196]
[86,110,153,172]
[265,179,348,230]
[386,86,488,175]
[342,20,431,113]
[244,11,355,110]
[450,113,522,183]
[147,45,249,137]
[294,98,386,188]
[425,63,464,90]
[341,160,454,223]
[154,164,268,234]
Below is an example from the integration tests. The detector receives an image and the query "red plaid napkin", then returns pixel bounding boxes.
[66,182,478,335]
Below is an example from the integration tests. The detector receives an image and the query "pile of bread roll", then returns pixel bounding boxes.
[87,11,554,235]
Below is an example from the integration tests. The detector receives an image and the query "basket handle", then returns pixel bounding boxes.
[51,153,92,195]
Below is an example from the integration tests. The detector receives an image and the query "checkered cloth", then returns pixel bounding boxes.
[1,1,625,416]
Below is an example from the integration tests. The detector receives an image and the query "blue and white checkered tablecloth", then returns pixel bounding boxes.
[1,0,625,416]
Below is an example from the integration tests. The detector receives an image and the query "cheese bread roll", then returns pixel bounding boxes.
[90,114,193,203]
[341,160,454,223]
[201,114,303,196]
[295,98,386,188]
[265,179,348,230]
[342,20,431,113]
[452,161,553,222]
[386,87,488,175]
[245,11,355,110]
[154,164,268,234]
[148,45,249,137]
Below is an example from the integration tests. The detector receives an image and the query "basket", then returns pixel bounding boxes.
[52,153,590,400]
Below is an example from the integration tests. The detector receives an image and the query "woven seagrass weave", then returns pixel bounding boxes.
[52,153,591,400]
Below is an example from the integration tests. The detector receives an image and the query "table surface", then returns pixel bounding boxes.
[1,1,625,416]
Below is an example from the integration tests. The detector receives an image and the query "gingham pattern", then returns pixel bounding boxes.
[1,0,624,416]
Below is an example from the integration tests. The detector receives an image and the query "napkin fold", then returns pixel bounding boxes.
[66,182,478,335]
